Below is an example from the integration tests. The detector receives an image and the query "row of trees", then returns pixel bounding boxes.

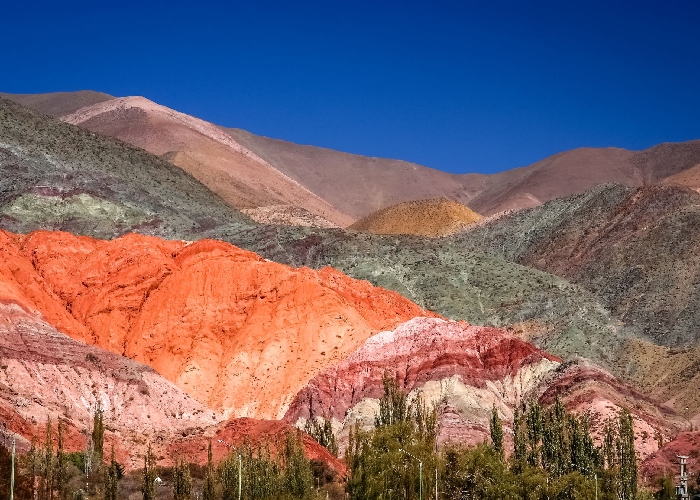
[344,373,651,500]
[0,379,679,500]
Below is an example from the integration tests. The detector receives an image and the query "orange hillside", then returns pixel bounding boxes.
[0,230,437,419]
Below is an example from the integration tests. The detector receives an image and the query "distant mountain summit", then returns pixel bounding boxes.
[5,91,700,226]
[0,90,114,116]
[349,198,482,237]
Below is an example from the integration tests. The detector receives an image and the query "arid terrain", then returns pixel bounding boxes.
[1,90,700,489]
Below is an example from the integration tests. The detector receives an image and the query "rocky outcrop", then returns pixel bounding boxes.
[241,205,339,228]
[284,317,561,448]
[0,229,436,419]
[0,301,220,468]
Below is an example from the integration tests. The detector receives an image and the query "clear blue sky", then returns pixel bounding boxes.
[3,0,699,174]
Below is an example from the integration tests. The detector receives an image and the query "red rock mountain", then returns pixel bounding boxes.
[0,230,436,419]
[284,317,562,448]
[284,318,685,459]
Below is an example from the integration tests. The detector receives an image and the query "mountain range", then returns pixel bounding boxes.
[1,90,700,482]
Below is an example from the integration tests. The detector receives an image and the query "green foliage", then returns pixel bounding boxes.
[375,373,408,427]
[56,418,66,500]
[203,441,216,500]
[489,405,504,459]
[172,458,192,500]
[0,440,33,500]
[140,444,157,500]
[305,416,338,457]
[512,407,527,473]
[104,447,119,500]
[656,476,675,500]
[65,453,85,473]
[218,433,314,500]
[91,408,104,464]
[526,402,543,467]
[41,416,54,500]
[348,377,440,500]
[282,432,314,498]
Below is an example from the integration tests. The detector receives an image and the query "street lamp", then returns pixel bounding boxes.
[579,466,598,500]
[219,439,242,500]
[398,449,422,500]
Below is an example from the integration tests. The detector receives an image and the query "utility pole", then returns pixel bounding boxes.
[676,455,689,500]
[398,449,422,500]
[219,440,242,500]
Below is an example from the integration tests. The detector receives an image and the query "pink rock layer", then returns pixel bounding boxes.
[284,317,560,424]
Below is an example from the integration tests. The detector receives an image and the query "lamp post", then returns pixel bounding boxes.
[579,466,598,500]
[398,449,422,500]
[218,440,242,500]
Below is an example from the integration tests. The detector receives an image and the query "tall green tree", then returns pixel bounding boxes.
[282,432,313,499]
[511,407,528,473]
[375,373,408,427]
[202,441,215,500]
[618,409,638,500]
[305,415,338,457]
[104,446,119,500]
[140,444,157,500]
[55,418,65,500]
[172,457,192,500]
[348,380,440,500]
[41,417,54,500]
[526,401,543,468]
[92,407,105,464]
[489,405,504,459]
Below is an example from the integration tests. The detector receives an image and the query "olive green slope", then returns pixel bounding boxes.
[457,183,700,347]
[0,97,253,239]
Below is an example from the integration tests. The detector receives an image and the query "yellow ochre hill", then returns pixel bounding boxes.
[349,198,482,237]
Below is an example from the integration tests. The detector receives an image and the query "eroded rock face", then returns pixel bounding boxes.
[284,318,686,458]
[536,361,687,461]
[0,301,220,468]
[284,317,561,448]
[0,230,436,419]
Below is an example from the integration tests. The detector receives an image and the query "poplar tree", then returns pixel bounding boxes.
[618,409,638,500]
[375,372,408,427]
[104,446,119,500]
[526,401,543,467]
[172,458,192,500]
[56,418,65,499]
[42,417,54,500]
[202,441,215,500]
[141,444,157,500]
[92,407,105,464]
[511,407,527,473]
[489,405,504,459]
